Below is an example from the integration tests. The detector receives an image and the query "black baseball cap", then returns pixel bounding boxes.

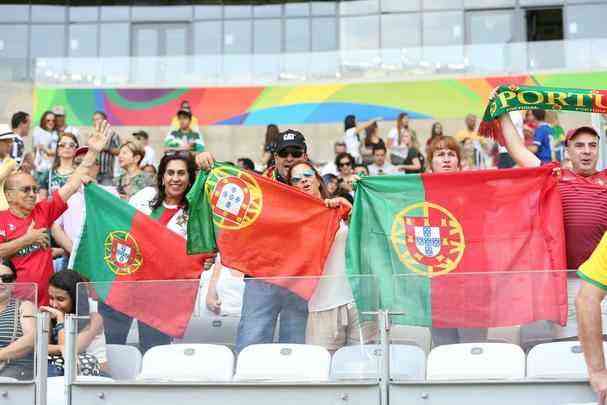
[177,109,192,119]
[133,130,149,140]
[275,129,307,153]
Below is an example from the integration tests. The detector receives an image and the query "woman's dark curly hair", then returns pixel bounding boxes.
[151,152,197,211]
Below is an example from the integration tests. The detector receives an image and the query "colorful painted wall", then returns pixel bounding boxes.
[33,70,607,126]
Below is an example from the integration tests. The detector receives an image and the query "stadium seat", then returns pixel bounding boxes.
[390,325,432,353]
[527,341,607,378]
[48,376,114,405]
[174,315,240,347]
[331,344,426,380]
[234,344,330,382]
[427,343,525,380]
[138,344,234,381]
[106,344,143,380]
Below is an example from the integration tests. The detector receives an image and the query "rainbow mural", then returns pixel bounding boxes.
[33,70,607,126]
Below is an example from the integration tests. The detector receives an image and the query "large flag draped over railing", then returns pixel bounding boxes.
[479,85,607,143]
[346,167,568,328]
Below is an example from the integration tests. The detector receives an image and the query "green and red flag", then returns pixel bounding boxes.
[73,184,209,337]
[187,163,347,299]
[346,166,568,328]
[479,84,607,143]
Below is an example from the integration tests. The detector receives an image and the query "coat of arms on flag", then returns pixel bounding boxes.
[391,202,465,277]
[103,231,143,276]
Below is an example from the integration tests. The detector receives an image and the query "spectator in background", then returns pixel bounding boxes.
[455,114,480,142]
[388,113,417,165]
[93,111,121,186]
[142,164,157,177]
[343,115,380,163]
[19,153,35,177]
[547,111,566,162]
[40,133,79,197]
[425,122,445,155]
[33,111,58,176]
[237,157,256,172]
[262,124,280,169]
[528,109,553,165]
[359,122,385,165]
[320,141,347,176]
[116,141,154,200]
[0,126,17,211]
[10,111,29,166]
[322,174,339,198]
[170,100,199,133]
[52,106,80,142]
[368,144,397,176]
[133,131,156,168]
[389,124,423,174]
[353,164,369,177]
[335,152,355,182]
[164,109,205,154]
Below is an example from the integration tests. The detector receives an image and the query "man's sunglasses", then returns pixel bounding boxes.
[277,148,304,159]
[0,274,16,283]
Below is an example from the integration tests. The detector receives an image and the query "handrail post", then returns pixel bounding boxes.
[35,312,49,405]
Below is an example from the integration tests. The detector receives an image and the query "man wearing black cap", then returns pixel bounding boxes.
[133,131,156,167]
[164,109,205,153]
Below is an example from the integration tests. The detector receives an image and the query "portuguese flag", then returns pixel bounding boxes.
[187,163,347,299]
[73,184,208,337]
[346,166,568,328]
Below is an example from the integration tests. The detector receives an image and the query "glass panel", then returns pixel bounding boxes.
[311,1,336,15]
[285,18,310,52]
[519,0,563,5]
[0,5,30,22]
[224,5,252,19]
[423,11,463,46]
[32,5,66,22]
[0,24,28,58]
[194,5,222,20]
[100,6,130,21]
[285,3,309,17]
[69,6,98,22]
[311,17,337,51]
[381,0,420,12]
[339,0,379,15]
[75,276,378,382]
[134,27,159,57]
[422,0,463,9]
[132,5,192,21]
[224,20,252,54]
[566,5,607,39]
[464,0,515,8]
[69,24,98,57]
[254,19,282,54]
[100,23,129,56]
[340,15,379,50]
[381,13,421,48]
[468,10,513,44]
[253,4,282,18]
[31,24,66,57]
[194,21,221,54]
[166,26,188,56]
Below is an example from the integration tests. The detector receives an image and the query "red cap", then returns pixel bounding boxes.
[565,126,599,144]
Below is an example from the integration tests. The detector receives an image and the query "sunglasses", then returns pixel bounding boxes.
[277,148,304,159]
[164,150,190,158]
[45,118,55,122]
[8,185,39,194]
[58,142,77,149]
[290,170,315,185]
[0,274,15,283]
[338,161,352,167]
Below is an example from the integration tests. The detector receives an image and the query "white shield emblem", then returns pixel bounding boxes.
[216,184,245,216]
[115,243,132,265]
[414,226,441,257]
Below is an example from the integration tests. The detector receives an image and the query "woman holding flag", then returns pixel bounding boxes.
[287,161,376,352]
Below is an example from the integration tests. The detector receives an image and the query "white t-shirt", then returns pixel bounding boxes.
[139,145,156,168]
[33,127,57,172]
[388,127,410,159]
[343,128,360,161]
[320,161,338,177]
[199,258,244,316]
[308,222,354,312]
[368,162,398,176]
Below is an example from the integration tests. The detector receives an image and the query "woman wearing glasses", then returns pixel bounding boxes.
[0,258,36,380]
[287,161,376,353]
[40,133,79,198]
[32,111,58,177]
[100,151,201,352]
[115,141,154,200]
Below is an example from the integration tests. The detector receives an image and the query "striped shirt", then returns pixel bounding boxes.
[0,298,33,369]
[556,165,607,269]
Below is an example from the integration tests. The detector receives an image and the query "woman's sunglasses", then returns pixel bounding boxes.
[59,142,77,149]
[164,150,190,158]
[290,171,315,185]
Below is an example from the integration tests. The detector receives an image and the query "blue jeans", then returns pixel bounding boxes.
[235,279,308,353]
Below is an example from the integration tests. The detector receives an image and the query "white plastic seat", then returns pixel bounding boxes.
[427,343,525,380]
[106,344,143,380]
[527,341,607,378]
[390,325,432,354]
[331,344,425,380]
[137,344,234,381]
[48,376,114,405]
[174,315,240,347]
[234,344,330,382]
